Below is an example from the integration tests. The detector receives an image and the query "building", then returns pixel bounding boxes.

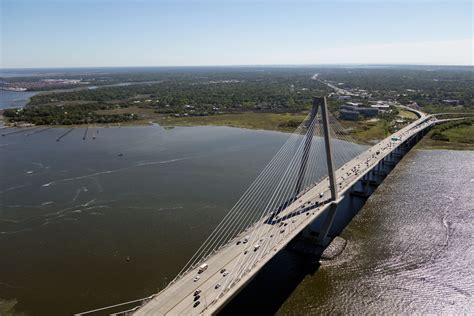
[340,109,359,120]
[358,107,379,117]
[340,104,379,119]
[346,102,362,107]
[369,101,390,112]
[442,100,460,106]
[338,95,352,100]
[370,104,390,109]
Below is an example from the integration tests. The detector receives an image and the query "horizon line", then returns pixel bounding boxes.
[1,62,473,71]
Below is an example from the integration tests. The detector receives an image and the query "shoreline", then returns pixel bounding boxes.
[0,108,474,150]
[1,116,472,151]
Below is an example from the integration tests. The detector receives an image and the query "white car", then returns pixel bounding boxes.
[193,276,200,282]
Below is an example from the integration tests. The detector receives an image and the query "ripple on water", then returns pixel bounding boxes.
[277,150,474,315]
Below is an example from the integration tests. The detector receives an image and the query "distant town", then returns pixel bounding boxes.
[0,78,88,91]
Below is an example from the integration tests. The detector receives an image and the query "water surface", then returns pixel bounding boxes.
[0,125,288,315]
[1,127,472,315]
[0,90,38,109]
[276,149,474,314]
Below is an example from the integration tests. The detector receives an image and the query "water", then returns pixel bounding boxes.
[0,125,289,315]
[0,126,472,315]
[0,81,164,109]
[0,90,38,109]
[275,149,474,314]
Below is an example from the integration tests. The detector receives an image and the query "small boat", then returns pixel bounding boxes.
[117,153,124,156]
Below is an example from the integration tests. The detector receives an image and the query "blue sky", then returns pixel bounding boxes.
[1,0,473,68]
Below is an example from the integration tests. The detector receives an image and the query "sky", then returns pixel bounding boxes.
[1,0,473,68]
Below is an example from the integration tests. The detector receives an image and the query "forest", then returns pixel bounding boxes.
[2,104,138,125]
[1,66,472,126]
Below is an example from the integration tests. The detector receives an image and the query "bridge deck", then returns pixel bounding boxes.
[135,111,434,315]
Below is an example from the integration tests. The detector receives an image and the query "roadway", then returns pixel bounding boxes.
[134,109,435,315]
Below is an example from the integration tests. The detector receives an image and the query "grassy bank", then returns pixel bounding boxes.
[416,122,474,150]
[3,105,473,150]
[154,112,309,132]
[96,107,309,131]
[155,111,399,145]
[339,119,391,144]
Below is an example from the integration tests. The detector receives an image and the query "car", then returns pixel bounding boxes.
[215,283,221,289]
[223,271,229,276]
[194,295,200,301]
[198,263,208,274]
[236,241,241,245]
[220,269,226,274]
[193,301,200,308]
[193,276,200,282]
[193,290,201,296]
[244,250,248,254]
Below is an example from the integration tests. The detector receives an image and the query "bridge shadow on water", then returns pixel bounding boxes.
[219,193,368,316]
[219,248,322,316]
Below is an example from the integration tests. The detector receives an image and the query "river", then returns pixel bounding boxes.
[0,90,38,109]
[0,126,472,315]
[0,125,289,315]
[275,149,474,314]
[0,81,164,110]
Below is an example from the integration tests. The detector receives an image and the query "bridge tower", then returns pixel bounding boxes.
[317,96,339,243]
[293,96,339,243]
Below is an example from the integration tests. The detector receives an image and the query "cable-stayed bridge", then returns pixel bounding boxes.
[78,97,447,316]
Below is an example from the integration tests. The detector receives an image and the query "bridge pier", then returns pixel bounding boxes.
[314,203,338,246]
[373,169,387,177]
[382,159,396,166]
[350,175,373,197]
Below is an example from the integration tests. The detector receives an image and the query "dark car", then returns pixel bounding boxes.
[193,301,200,308]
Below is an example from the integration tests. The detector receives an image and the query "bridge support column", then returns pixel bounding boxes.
[317,96,339,244]
[317,203,338,244]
